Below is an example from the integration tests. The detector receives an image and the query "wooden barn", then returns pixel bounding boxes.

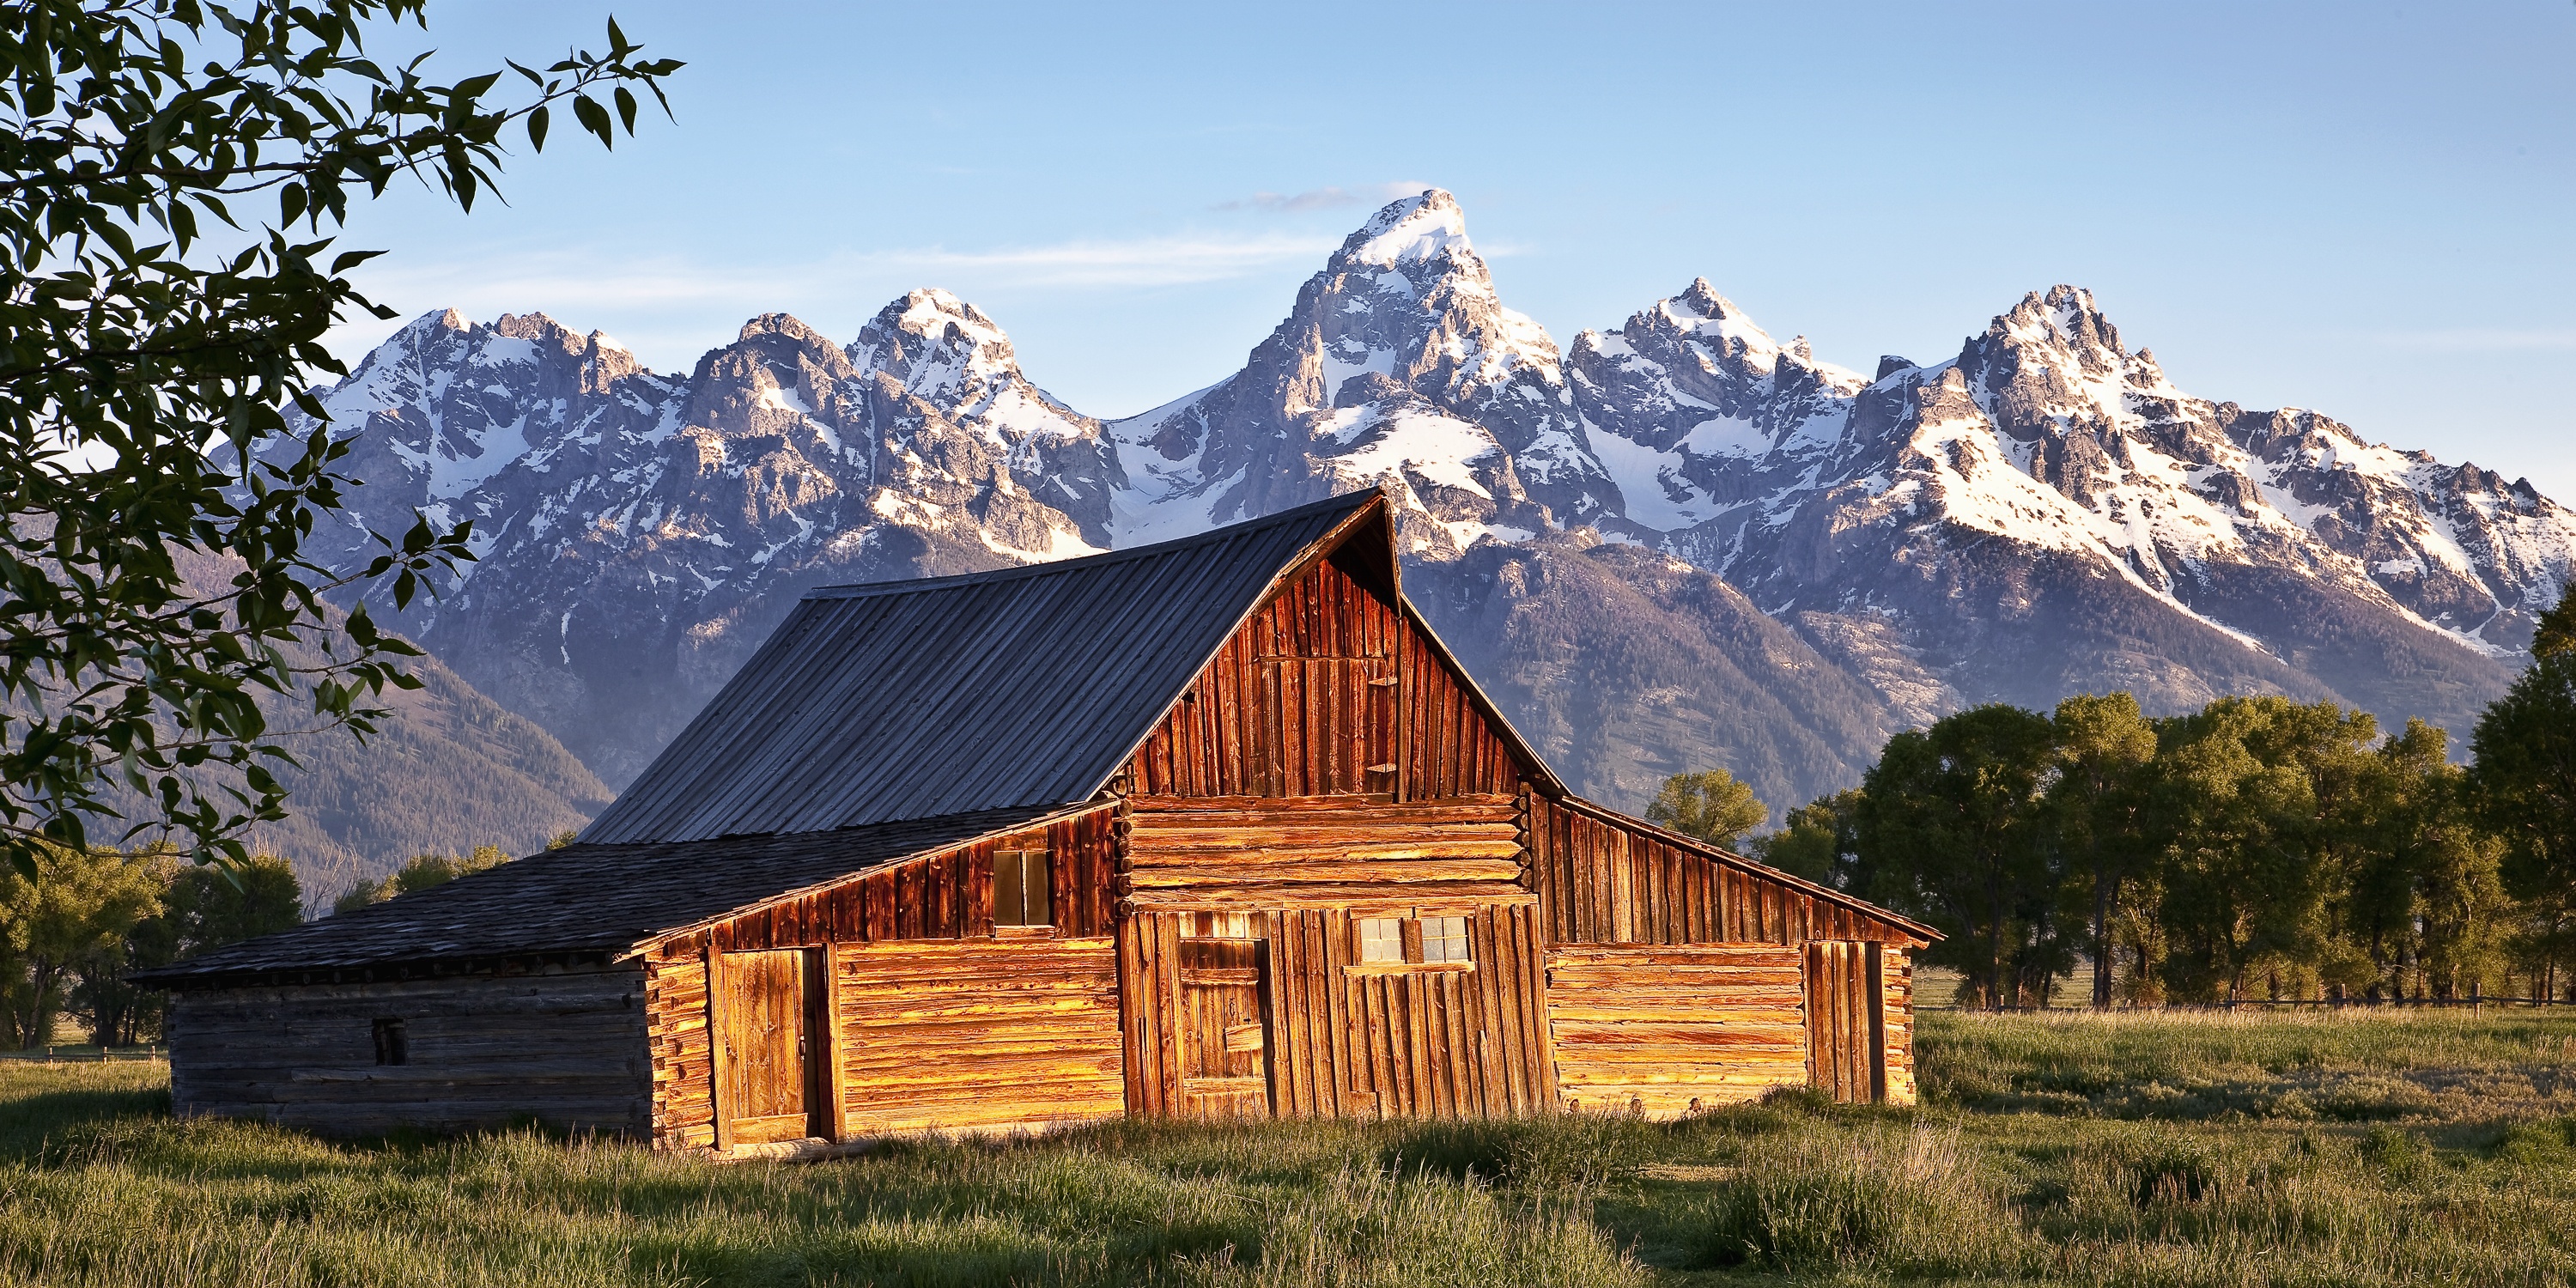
[138,491,1935,1148]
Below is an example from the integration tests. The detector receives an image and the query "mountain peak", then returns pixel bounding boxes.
[849,288,1038,410]
[1341,188,1467,270]
[737,312,834,347]
[1990,285,2125,366]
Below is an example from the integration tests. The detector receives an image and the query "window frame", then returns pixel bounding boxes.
[992,847,1056,933]
[371,1017,409,1066]
[1343,909,1475,976]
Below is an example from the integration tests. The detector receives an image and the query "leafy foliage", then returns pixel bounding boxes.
[82,848,299,1043]
[1770,685,2549,1007]
[2471,641,2576,908]
[1751,787,1862,885]
[331,841,506,914]
[0,0,678,878]
[1643,768,1767,848]
[0,843,160,1046]
[1856,704,2063,1008]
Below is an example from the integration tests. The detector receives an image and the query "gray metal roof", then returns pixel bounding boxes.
[580,491,1384,846]
[132,806,1055,987]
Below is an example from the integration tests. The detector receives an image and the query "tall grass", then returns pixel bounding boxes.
[6,1009,2576,1285]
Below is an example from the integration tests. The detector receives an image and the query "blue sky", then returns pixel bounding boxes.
[338,2,2576,495]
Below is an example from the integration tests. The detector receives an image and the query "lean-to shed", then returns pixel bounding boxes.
[138,491,1935,1146]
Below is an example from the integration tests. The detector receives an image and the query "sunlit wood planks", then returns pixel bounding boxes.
[1545,944,1810,1118]
[836,938,1125,1135]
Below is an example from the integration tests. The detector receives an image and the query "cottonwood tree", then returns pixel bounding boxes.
[1752,787,1862,887]
[331,841,504,912]
[0,843,159,1046]
[1856,704,2063,1009]
[1645,769,1768,849]
[84,848,297,1042]
[2471,591,2576,956]
[0,1,679,878]
[2152,697,2380,1002]
[2045,693,2158,1008]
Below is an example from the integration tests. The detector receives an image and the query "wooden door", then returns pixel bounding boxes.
[1176,935,1272,1117]
[716,949,817,1144]
[1803,941,1886,1103]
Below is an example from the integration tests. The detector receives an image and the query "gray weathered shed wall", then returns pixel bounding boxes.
[166,963,650,1137]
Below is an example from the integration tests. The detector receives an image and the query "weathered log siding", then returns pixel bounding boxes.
[644,807,1120,1148]
[645,947,717,1147]
[1119,908,1550,1120]
[1881,945,1917,1106]
[167,964,648,1137]
[1119,793,1531,911]
[837,937,1125,1134]
[676,811,1117,955]
[1544,944,1807,1116]
[1525,795,1920,947]
[1803,939,1884,1103]
[1127,557,1520,803]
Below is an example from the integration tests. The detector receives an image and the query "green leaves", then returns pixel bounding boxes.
[1832,690,2526,1008]
[0,1,678,873]
[1645,769,1767,849]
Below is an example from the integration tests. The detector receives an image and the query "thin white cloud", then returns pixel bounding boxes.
[1213,181,1436,214]
[325,228,1346,368]
[867,232,1340,288]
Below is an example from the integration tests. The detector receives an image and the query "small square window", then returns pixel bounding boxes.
[1421,916,1472,964]
[994,849,1053,927]
[1358,917,1405,963]
[372,1018,408,1066]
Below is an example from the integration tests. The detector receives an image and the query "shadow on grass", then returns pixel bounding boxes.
[0,1084,171,1163]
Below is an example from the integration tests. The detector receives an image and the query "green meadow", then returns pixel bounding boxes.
[5,1008,2575,1286]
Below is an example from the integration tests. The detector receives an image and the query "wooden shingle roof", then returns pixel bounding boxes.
[133,806,1055,987]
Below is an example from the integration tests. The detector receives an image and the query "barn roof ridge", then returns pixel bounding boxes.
[800,491,1378,603]
[577,489,1388,846]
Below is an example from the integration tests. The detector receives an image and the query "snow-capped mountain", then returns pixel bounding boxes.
[290,190,2576,812]
[1109,191,1612,551]
[1569,280,2567,737]
[293,292,1120,785]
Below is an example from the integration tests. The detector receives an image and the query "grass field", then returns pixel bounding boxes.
[5,1009,2576,1286]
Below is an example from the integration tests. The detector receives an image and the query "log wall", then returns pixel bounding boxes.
[1526,795,1920,947]
[1119,905,1552,1120]
[837,937,1125,1134]
[1880,945,1917,1107]
[1544,944,1808,1116]
[644,807,1120,1148]
[167,964,649,1137]
[644,948,718,1147]
[679,810,1117,955]
[1120,793,1531,912]
[1127,556,1522,803]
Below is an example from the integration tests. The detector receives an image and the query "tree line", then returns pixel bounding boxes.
[0,844,528,1048]
[1660,596,2576,1009]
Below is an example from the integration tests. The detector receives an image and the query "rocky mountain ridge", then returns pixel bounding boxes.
[289,190,2576,814]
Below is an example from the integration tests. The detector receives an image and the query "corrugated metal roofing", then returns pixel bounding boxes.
[133,807,1055,987]
[580,491,1382,846]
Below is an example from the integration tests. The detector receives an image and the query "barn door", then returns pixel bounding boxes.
[716,949,822,1144]
[1803,941,1886,1103]
[1176,933,1273,1118]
